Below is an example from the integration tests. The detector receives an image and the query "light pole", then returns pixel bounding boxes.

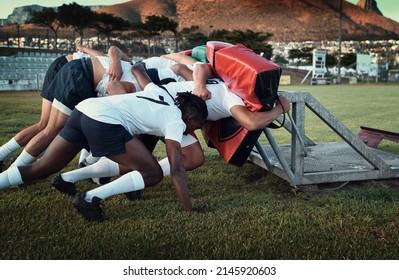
[17,24,20,48]
[337,0,343,84]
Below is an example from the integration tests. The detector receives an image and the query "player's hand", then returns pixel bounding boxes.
[76,45,84,52]
[277,96,291,113]
[192,86,212,100]
[109,63,123,81]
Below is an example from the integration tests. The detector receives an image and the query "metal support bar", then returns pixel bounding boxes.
[263,127,298,188]
[254,141,273,171]
[287,111,308,156]
[275,114,315,146]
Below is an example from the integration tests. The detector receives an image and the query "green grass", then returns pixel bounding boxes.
[1,83,399,260]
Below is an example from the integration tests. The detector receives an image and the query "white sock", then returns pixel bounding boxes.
[62,157,120,183]
[84,154,101,165]
[78,149,90,164]
[0,138,21,161]
[11,150,36,167]
[158,158,171,177]
[0,166,24,190]
[85,170,145,202]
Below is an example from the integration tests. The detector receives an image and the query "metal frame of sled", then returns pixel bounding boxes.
[248,91,399,188]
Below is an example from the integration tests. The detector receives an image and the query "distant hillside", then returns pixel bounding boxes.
[5,5,42,24]
[2,4,106,25]
[96,0,399,41]
[357,0,382,16]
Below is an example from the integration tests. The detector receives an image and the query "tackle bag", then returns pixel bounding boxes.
[203,118,262,167]
[206,41,281,112]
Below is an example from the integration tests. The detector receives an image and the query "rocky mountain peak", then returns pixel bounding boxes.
[356,0,383,16]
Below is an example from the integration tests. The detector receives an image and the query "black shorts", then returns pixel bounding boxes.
[146,68,160,84]
[59,109,134,157]
[41,56,69,101]
[43,58,95,111]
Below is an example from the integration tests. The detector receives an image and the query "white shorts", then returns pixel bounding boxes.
[52,98,73,116]
[181,134,198,148]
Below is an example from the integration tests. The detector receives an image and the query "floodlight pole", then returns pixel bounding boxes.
[337,0,343,84]
[17,24,20,48]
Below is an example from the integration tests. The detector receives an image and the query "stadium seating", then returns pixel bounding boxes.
[0,52,62,91]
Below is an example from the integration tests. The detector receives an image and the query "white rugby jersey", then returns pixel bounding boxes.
[163,79,245,121]
[95,56,140,97]
[157,68,186,82]
[142,56,178,69]
[76,83,186,144]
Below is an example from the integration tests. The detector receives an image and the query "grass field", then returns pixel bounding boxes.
[0,83,399,260]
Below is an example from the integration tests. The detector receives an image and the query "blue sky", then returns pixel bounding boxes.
[1,0,398,23]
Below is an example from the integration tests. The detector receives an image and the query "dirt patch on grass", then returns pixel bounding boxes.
[371,179,399,190]
[298,179,399,194]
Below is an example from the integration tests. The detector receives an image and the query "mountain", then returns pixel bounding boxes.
[96,0,399,41]
[5,5,42,24]
[2,5,106,25]
[356,0,382,16]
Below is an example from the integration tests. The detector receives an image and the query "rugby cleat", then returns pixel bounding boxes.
[73,193,104,222]
[51,174,77,197]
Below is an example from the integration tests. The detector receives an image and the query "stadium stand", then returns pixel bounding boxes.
[0,52,67,91]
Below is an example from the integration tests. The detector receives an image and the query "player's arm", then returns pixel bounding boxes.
[131,62,152,89]
[108,45,138,81]
[192,63,216,100]
[106,81,136,95]
[161,52,198,65]
[165,139,192,212]
[76,45,105,57]
[170,64,194,81]
[107,46,124,81]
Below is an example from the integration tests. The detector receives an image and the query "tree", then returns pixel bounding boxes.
[326,53,338,68]
[137,21,159,54]
[288,47,314,67]
[300,47,313,64]
[209,29,273,58]
[165,18,179,52]
[29,7,61,50]
[92,13,131,50]
[341,52,357,68]
[273,54,288,66]
[58,2,96,46]
[139,15,177,54]
[145,15,172,33]
[179,26,208,50]
[141,16,161,54]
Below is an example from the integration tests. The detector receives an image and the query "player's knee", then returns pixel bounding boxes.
[153,165,163,183]
[186,153,205,170]
[105,81,115,92]
[36,119,50,130]
[42,126,61,139]
[182,145,205,171]
[144,166,163,186]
